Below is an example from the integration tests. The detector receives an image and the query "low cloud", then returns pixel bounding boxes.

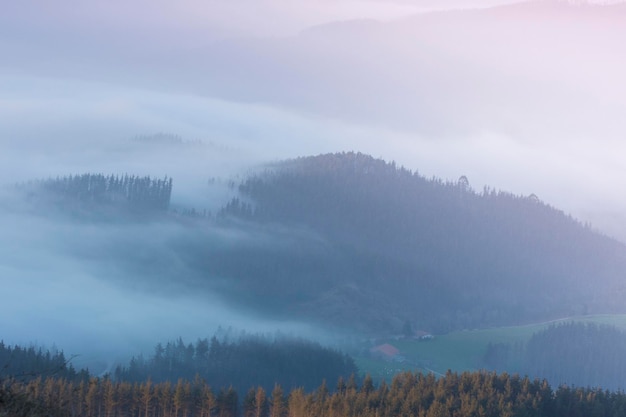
[2,72,626,243]
[0,198,330,372]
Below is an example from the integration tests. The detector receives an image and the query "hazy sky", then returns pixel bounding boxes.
[3,0,624,238]
[1,0,626,366]
[1,0,519,45]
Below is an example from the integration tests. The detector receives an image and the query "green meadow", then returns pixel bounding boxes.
[355,314,626,380]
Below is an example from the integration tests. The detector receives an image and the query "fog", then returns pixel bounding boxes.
[2,0,626,370]
[1,0,517,46]
[0,183,333,372]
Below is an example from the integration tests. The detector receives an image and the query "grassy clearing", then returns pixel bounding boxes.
[355,314,626,380]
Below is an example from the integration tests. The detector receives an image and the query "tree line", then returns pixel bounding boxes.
[5,370,626,417]
[483,322,626,391]
[0,333,357,417]
[18,173,173,213]
[0,342,89,384]
[114,334,358,395]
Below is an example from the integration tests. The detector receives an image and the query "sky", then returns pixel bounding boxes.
[3,0,623,237]
[1,0,626,367]
[1,0,519,45]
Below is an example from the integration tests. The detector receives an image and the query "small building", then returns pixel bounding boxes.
[369,343,400,361]
[414,330,434,341]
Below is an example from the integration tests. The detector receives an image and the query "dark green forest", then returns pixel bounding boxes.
[0,334,355,395]
[483,322,626,391]
[0,335,356,417]
[0,342,89,384]
[216,152,626,332]
[16,173,173,217]
[6,329,626,417]
[114,334,357,394]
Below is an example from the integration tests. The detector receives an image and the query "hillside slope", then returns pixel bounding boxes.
[11,153,626,335]
[217,152,626,333]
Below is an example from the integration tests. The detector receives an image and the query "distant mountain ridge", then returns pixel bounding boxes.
[173,0,626,137]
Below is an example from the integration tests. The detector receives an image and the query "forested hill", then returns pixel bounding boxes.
[218,152,626,333]
[15,173,173,219]
[114,334,357,394]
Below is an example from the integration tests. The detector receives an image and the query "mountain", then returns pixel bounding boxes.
[6,1,624,137]
[166,0,626,136]
[214,152,626,333]
[12,152,626,335]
